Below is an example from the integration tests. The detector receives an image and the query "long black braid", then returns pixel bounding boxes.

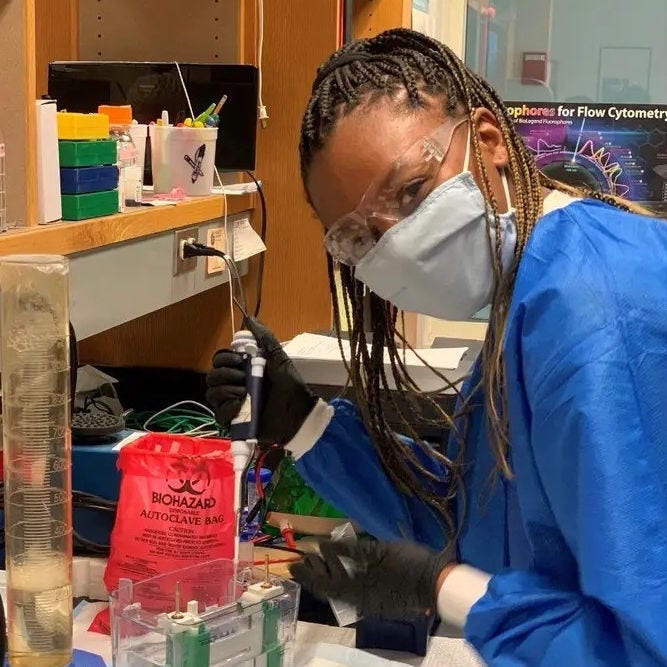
[299,28,648,546]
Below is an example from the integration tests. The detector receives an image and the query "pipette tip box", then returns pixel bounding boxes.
[110,558,300,667]
[57,112,110,141]
[59,139,117,168]
[61,190,118,221]
[60,165,119,195]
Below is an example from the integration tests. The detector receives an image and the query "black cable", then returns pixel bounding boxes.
[244,498,264,527]
[182,241,249,319]
[81,394,114,415]
[0,486,117,557]
[244,171,267,318]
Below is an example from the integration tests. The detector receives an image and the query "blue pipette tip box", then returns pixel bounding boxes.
[60,165,119,195]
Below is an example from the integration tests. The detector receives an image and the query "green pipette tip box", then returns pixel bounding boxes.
[61,190,118,221]
[59,139,117,168]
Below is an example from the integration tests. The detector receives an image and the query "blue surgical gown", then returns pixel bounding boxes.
[294,199,667,665]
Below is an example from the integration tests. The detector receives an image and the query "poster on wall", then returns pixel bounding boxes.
[507,102,667,215]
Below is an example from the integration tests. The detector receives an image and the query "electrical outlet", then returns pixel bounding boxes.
[174,228,199,276]
[206,226,227,276]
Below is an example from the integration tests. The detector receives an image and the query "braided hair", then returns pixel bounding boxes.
[299,28,647,546]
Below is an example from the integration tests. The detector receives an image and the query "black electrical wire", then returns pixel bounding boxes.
[244,498,264,527]
[0,485,116,557]
[245,170,267,318]
[182,241,250,320]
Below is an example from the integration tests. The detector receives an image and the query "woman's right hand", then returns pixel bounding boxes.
[205,317,318,446]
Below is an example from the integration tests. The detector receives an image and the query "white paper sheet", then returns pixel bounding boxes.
[282,333,468,393]
[233,216,266,261]
[283,334,466,370]
[72,600,113,665]
[294,622,484,667]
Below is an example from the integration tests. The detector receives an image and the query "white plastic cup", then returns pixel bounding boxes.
[149,125,218,196]
[128,123,148,175]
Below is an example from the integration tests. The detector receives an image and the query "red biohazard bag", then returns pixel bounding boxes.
[104,433,235,595]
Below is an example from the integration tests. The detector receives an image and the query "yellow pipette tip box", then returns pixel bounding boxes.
[57,112,110,140]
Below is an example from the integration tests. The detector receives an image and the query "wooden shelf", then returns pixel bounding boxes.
[0,193,254,256]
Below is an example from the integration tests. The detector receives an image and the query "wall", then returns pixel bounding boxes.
[550,0,667,103]
[491,0,667,104]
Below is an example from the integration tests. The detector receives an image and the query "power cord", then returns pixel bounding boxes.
[244,171,267,318]
[182,241,250,321]
[175,59,266,321]
[257,0,268,127]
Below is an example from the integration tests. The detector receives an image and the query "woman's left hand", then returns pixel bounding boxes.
[289,539,455,617]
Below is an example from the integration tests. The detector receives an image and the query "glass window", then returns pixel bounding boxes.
[465,0,667,105]
[465,0,667,215]
[460,0,667,326]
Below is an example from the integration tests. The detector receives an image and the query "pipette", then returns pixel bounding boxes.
[229,330,266,562]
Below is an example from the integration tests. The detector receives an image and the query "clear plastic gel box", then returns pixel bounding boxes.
[110,559,300,667]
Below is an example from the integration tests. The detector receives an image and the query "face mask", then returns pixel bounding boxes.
[355,131,517,320]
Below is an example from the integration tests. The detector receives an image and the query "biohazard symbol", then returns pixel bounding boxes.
[166,457,211,495]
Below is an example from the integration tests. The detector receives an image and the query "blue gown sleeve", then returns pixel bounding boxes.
[466,208,667,665]
[294,398,449,551]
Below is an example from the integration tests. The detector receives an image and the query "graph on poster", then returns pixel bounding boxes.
[508,102,667,214]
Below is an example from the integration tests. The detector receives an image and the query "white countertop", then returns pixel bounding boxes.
[295,621,484,667]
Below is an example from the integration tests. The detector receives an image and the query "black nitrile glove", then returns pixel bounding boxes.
[289,540,453,618]
[206,317,318,445]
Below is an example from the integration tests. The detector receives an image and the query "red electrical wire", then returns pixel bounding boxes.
[280,521,297,550]
[254,444,280,500]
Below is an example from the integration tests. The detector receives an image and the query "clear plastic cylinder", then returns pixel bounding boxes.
[111,125,143,210]
[0,255,72,667]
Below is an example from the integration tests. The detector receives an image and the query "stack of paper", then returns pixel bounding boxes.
[282,333,468,393]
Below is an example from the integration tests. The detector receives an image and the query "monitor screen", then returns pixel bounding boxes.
[48,62,259,173]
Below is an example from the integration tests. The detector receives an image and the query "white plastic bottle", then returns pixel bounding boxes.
[110,126,143,212]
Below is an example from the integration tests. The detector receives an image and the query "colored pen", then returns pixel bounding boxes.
[214,95,228,115]
[195,104,215,124]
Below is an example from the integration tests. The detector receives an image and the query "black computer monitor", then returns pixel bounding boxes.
[48,61,259,172]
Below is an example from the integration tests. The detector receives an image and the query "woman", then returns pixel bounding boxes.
[207,28,667,665]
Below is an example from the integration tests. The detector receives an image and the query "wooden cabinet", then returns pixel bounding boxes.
[0,0,337,369]
[353,0,411,37]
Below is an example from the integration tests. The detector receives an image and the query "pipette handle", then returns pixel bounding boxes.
[229,330,265,443]
[229,330,266,562]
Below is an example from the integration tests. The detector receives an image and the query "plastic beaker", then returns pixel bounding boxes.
[150,125,218,196]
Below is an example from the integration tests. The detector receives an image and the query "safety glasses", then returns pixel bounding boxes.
[323,117,468,266]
